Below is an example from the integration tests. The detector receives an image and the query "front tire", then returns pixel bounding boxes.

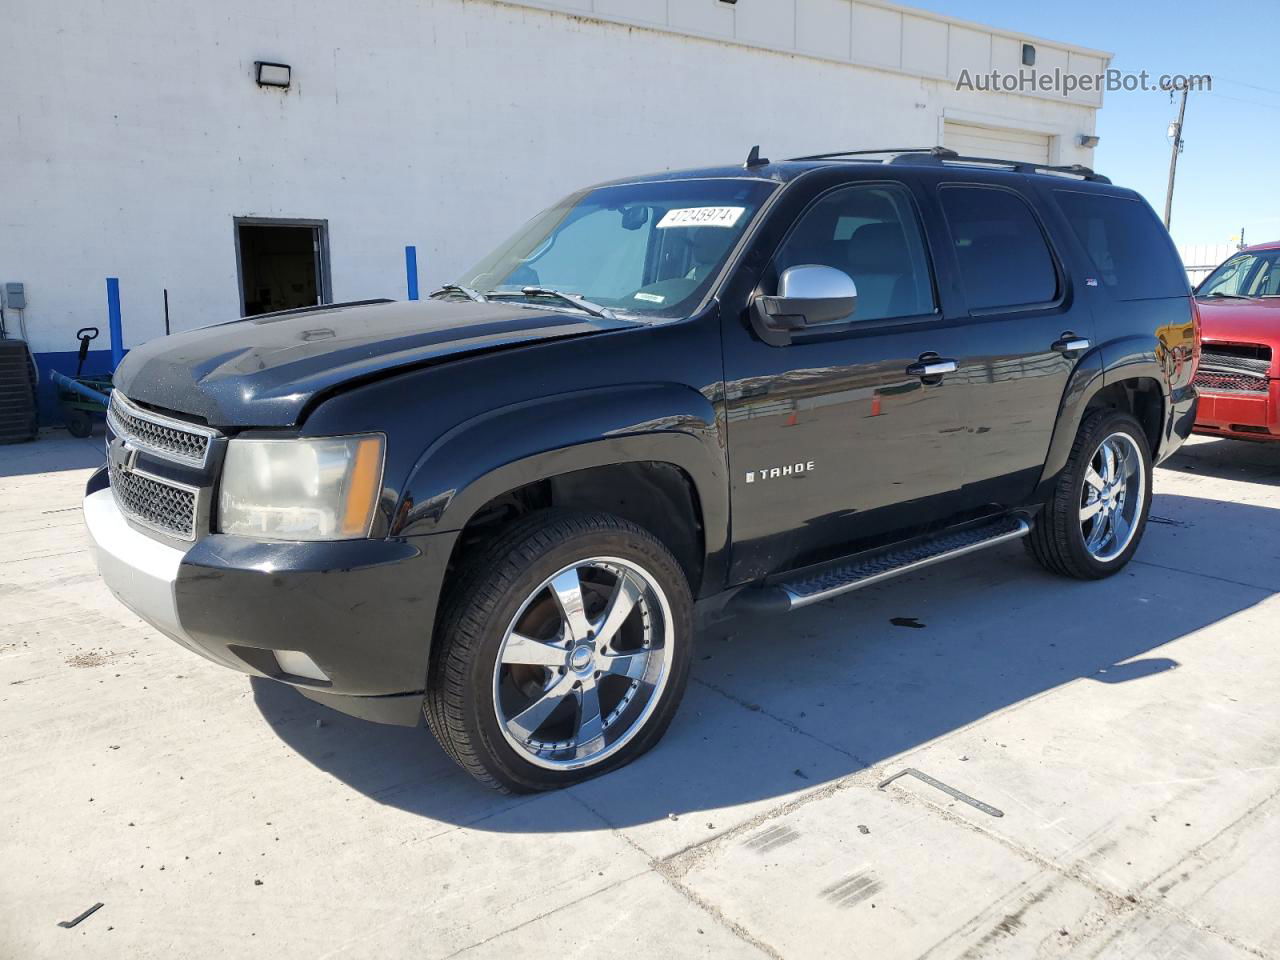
[426,510,693,792]
[1026,409,1153,580]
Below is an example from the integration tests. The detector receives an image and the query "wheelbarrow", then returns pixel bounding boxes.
[54,327,113,438]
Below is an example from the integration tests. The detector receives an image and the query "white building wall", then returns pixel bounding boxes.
[507,0,1108,111]
[1,0,1108,360]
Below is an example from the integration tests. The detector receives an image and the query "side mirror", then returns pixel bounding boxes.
[751,265,857,346]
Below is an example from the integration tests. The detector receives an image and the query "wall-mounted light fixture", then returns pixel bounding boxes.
[1021,43,1036,67]
[1078,134,1100,148]
[254,61,291,89]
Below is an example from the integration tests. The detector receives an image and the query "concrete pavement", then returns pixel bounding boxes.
[1,432,1278,959]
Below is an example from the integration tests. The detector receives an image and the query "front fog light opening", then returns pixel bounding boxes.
[275,649,330,682]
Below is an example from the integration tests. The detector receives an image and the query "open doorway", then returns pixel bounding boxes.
[234,218,331,317]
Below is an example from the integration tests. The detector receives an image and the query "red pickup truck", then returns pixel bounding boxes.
[1193,241,1280,442]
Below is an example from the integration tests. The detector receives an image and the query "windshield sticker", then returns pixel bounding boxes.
[656,206,746,229]
[634,292,665,303]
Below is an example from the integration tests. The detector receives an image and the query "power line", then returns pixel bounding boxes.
[1204,90,1280,111]
[1217,76,1280,97]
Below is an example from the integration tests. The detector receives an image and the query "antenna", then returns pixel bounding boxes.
[745,145,769,168]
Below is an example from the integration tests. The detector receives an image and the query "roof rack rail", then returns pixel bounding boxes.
[886,147,1111,183]
[786,147,940,161]
[787,145,1110,183]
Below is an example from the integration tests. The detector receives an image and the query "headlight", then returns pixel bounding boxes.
[218,435,385,541]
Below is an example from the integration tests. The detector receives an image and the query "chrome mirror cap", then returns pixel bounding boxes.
[778,264,858,302]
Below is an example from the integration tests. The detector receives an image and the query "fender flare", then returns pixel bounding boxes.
[1036,337,1169,494]
[394,382,729,581]
[1101,334,1172,398]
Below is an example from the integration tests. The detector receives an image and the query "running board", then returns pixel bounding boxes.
[736,515,1032,614]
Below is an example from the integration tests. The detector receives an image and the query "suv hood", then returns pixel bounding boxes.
[1196,296,1280,349]
[114,299,633,427]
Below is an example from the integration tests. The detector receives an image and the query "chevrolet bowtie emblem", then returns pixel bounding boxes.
[113,439,139,474]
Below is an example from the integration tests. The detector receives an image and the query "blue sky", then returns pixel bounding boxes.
[905,0,1280,248]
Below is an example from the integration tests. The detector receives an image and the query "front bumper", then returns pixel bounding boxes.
[85,477,447,725]
[1193,379,1280,441]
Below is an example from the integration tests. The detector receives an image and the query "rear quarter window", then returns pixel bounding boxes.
[1053,190,1189,300]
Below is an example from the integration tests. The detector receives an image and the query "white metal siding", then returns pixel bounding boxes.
[1179,243,1237,285]
[944,121,1052,164]
[501,0,1111,106]
[3,0,1103,356]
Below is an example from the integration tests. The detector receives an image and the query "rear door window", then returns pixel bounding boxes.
[1053,190,1189,300]
[940,186,1059,310]
[773,183,936,322]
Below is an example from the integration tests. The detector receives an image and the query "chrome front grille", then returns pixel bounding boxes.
[1194,371,1270,393]
[108,459,197,540]
[1196,344,1273,394]
[107,393,214,466]
[105,392,221,542]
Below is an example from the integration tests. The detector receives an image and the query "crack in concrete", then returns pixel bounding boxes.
[1131,558,1276,594]
[878,769,1273,959]
[432,866,652,960]
[691,675,870,765]
[653,867,786,960]
[0,548,85,566]
[562,789,786,959]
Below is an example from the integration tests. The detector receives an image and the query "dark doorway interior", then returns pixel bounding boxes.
[236,221,328,317]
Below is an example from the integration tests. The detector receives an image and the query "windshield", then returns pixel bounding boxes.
[1197,249,1280,298]
[453,179,777,318]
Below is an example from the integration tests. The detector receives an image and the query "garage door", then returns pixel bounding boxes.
[943,121,1051,164]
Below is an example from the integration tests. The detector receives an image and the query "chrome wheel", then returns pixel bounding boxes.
[492,557,674,771]
[1079,432,1145,563]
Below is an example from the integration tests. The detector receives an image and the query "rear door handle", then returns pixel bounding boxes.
[906,358,957,377]
[1053,336,1091,354]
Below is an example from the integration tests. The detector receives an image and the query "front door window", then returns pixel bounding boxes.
[771,183,936,321]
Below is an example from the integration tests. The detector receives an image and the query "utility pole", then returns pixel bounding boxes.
[1163,84,1189,229]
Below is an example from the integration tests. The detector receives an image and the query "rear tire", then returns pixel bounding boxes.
[425,509,693,793]
[1026,409,1152,580]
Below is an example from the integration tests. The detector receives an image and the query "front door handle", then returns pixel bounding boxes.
[906,358,957,377]
[1053,336,1091,354]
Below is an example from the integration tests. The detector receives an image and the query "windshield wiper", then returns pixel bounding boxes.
[1201,292,1254,300]
[428,283,487,303]
[489,286,617,321]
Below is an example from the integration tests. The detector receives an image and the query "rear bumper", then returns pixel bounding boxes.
[85,476,447,725]
[1156,384,1199,463]
[1193,379,1280,441]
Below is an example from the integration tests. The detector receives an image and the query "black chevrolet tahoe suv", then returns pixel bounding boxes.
[85,147,1199,792]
